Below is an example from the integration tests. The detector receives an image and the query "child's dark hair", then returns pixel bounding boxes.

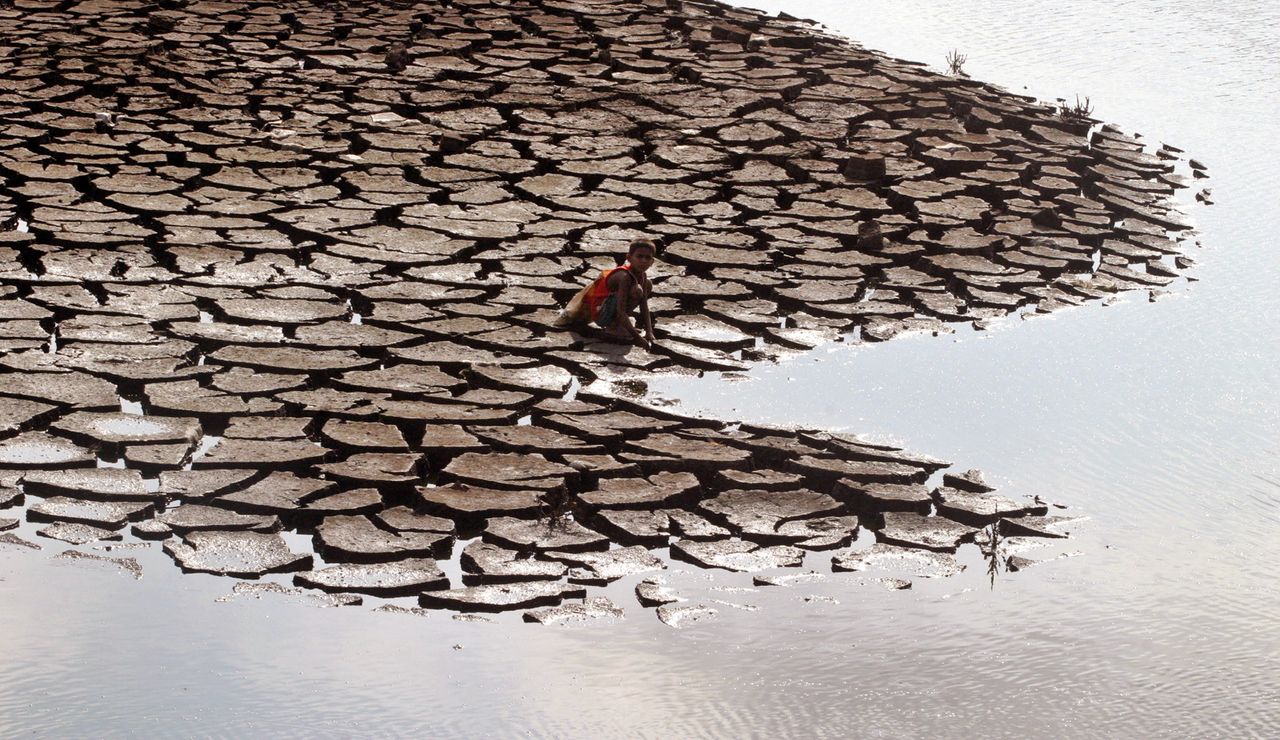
[628,238,657,255]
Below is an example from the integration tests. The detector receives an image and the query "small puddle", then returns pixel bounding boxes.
[0,437,90,466]
[91,417,170,437]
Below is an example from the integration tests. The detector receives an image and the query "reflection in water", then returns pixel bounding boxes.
[2,0,1280,736]
[978,524,1002,588]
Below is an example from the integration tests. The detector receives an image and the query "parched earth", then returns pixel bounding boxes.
[0,0,1192,622]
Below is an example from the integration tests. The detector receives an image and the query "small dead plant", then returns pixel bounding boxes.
[1057,95,1094,121]
[539,487,574,531]
[944,49,967,76]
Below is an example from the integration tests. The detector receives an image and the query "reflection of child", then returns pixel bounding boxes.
[556,239,656,349]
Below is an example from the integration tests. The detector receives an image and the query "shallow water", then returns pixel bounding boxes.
[92,418,171,436]
[2,1,1278,737]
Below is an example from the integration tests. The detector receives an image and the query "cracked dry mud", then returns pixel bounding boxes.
[0,0,1194,624]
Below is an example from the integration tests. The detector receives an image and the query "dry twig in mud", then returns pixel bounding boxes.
[1058,95,1094,121]
[539,488,575,532]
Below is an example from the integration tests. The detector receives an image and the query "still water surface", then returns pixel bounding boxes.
[2,1,1278,736]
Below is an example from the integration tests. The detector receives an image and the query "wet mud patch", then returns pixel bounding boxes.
[0,0,1188,624]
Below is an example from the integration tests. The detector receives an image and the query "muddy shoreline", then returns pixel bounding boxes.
[0,0,1194,621]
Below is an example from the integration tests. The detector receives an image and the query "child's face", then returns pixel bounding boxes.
[628,247,655,272]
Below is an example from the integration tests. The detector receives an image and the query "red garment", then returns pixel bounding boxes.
[585,264,635,323]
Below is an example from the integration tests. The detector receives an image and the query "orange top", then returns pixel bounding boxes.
[585,264,634,323]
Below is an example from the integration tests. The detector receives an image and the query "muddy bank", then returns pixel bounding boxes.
[0,0,1190,621]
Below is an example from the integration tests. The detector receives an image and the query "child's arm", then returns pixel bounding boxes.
[641,295,654,343]
[643,277,655,343]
